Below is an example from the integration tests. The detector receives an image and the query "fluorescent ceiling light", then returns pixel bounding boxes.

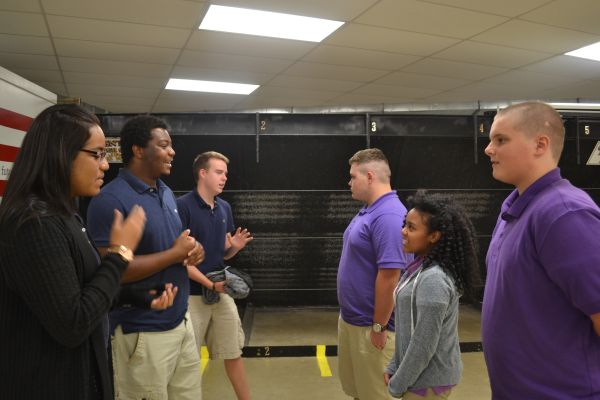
[565,41,600,62]
[166,78,259,95]
[550,102,600,110]
[199,5,344,42]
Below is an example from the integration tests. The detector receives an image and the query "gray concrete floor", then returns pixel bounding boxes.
[201,305,490,400]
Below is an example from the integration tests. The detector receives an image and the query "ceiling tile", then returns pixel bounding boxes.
[324,93,409,106]
[178,50,293,74]
[418,0,551,18]
[426,82,544,102]
[357,0,507,39]
[66,83,162,98]
[59,57,172,77]
[5,68,63,83]
[209,0,378,21]
[235,95,330,110]
[0,0,42,12]
[326,23,460,56]
[254,85,342,101]
[36,81,67,94]
[63,71,167,89]
[302,45,421,70]
[482,70,581,90]
[0,34,54,55]
[54,39,180,64]
[171,65,274,84]
[47,15,189,48]
[520,0,600,35]
[0,52,59,70]
[284,61,389,82]
[402,58,507,80]
[268,75,363,92]
[434,41,552,68]
[154,91,246,112]
[102,104,151,113]
[351,83,442,99]
[540,80,600,99]
[187,30,316,60]
[41,0,204,29]
[373,71,469,91]
[81,94,155,108]
[0,11,48,36]
[521,55,600,79]
[472,20,600,53]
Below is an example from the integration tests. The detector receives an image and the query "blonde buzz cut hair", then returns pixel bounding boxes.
[497,101,565,161]
[349,148,391,183]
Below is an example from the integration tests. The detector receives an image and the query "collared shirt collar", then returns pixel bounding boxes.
[501,168,562,221]
[118,168,166,195]
[359,190,397,215]
[193,189,218,210]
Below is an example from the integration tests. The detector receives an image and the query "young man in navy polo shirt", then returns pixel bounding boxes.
[483,101,600,399]
[337,148,412,400]
[177,151,253,400]
[87,115,205,399]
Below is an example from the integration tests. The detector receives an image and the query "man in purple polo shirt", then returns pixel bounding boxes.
[337,148,412,400]
[482,101,600,399]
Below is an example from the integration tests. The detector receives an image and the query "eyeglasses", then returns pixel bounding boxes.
[80,148,107,161]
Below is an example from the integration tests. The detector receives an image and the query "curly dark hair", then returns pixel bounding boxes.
[406,190,481,302]
[120,114,169,166]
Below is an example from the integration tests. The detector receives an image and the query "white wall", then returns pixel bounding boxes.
[0,66,56,201]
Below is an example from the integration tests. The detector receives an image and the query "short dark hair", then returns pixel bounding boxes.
[0,104,99,228]
[192,151,229,184]
[406,190,481,302]
[120,115,169,166]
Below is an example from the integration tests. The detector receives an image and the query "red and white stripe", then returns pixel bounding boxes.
[0,66,56,201]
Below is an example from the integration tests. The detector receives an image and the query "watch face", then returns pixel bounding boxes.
[373,323,382,332]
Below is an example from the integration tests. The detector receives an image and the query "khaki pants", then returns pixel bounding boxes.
[338,317,395,400]
[401,388,452,399]
[111,313,202,400]
[188,294,244,359]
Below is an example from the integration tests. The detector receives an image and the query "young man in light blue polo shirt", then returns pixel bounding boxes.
[483,101,600,399]
[87,115,205,399]
[337,148,412,400]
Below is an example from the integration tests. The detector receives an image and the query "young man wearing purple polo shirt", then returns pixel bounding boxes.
[337,148,412,400]
[483,101,600,399]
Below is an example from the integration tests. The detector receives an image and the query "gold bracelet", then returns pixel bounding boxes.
[107,245,134,263]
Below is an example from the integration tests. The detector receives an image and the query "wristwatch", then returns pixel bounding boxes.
[107,245,134,263]
[372,322,388,333]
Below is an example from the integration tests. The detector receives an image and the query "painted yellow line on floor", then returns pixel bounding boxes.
[316,345,332,377]
[201,346,209,375]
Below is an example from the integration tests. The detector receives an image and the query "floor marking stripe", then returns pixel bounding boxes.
[240,342,482,358]
[201,346,210,375]
[316,345,332,377]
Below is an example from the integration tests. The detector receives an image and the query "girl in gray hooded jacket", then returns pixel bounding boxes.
[384,191,480,399]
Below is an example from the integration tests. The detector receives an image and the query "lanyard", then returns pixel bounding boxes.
[394,266,422,302]
[393,266,423,335]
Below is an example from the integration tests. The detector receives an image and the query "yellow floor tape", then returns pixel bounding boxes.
[201,346,209,375]
[316,345,332,377]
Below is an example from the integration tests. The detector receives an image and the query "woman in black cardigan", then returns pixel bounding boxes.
[0,104,148,400]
